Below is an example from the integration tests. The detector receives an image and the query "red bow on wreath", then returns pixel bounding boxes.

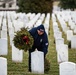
[23,36,29,44]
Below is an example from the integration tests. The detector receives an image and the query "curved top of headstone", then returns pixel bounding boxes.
[60,62,76,70]
[0,57,7,61]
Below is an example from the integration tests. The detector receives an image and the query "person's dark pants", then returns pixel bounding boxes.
[28,49,35,72]
[28,49,46,72]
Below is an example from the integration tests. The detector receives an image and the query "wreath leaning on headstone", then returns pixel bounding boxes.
[13,27,34,51]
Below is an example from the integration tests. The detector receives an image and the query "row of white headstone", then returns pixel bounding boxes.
[52,12,76,75]
[52,12,76,63]
[0,12,8,55]
[44,13,50,35]
[52,14,68,63]
[54,11,76,49]
[0,57,76,75]
[0,11,50,36]
[56,12,69,34]
[0,50,44,75]
[54,11,76,33]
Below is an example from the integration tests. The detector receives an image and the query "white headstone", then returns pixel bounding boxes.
[2,26,7,31]
[13,20,24,32]
[56,38,64,45]
[9,34,15,46]
[31,50,44,74]
[71,35,76,49]
[57,44,68,63]
[56,38,64,51]
[0,19,2,28]
[53,26,59,33]
[45,28,49,35]
[12,44,23,62]
[0,57,7,75]
[8,21,13,29]
[0,38,8,55]
[2,19,6,26]
[35,19,42,27]
[54,31,62,39]
[67,30,73,41]
[9,28,14,36]
[1,30,7,39]
[59,62,76,75]
[73,26,76,33]
[70,23,75,30]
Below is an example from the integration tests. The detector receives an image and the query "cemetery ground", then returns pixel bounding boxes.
[0,17,76,75]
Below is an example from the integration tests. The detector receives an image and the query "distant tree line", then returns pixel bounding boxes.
[18,0,53,14]
[59,0,76,10]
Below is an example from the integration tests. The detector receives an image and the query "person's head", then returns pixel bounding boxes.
[37,24,45,35]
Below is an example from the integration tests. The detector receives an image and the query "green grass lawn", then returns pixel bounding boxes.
[0,17,76,75]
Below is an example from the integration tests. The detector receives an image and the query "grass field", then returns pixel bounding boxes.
[0,16,76,75]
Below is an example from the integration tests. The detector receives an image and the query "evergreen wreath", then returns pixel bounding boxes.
[13,27,34,51]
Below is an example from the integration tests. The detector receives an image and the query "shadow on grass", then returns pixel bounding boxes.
[44,58,50,74]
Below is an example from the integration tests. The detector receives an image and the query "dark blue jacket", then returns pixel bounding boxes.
[29,25,48,55]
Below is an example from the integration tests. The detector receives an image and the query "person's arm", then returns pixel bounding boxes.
[29,28,36,36]
[42,34,49,56]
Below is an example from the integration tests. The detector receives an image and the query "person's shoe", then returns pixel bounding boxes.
[28,69,31,72]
